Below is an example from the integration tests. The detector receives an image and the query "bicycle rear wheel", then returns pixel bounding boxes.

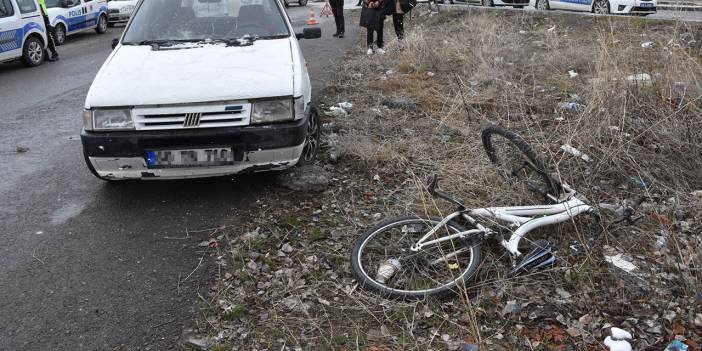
[351,216,481,299]
[481,124,561,201]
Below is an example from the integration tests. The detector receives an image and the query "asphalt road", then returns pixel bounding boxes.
[0,2,359,350]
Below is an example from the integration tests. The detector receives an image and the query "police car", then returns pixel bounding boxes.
[107,0,136,26]
[533,0,656,14]
[45,0,107,45]
[0,0,48,66]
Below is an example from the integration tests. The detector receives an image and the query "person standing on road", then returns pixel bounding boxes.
[330,0,345,38]
[38,0,59,61]
[360,0,385,54]
[390,0,405,40]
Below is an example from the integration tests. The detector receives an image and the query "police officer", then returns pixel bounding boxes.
[38,0,59,61]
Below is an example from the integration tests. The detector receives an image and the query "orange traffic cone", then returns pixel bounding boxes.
[306,9,319,25]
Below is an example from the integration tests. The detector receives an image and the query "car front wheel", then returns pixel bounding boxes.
[54,23,66,46]
[593,0,610,14]
[95,14,108,34]
[535,0,549,10]
[299,0,307,5]
[298,108,320,165]
[22,36,44,67]
[482,0,494,7]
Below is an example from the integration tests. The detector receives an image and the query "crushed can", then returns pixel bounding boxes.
[375,258,402,284]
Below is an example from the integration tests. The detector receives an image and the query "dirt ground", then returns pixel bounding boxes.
[184,8,701,351]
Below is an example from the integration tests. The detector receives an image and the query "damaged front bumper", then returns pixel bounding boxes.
[81,117,307,180]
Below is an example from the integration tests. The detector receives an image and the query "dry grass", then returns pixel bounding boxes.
[192,9,702,351]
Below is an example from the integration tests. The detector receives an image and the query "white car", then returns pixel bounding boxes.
[534,0,656,15]
[0,0,48,66]
[107,0,136,26]
[45,0,108,45]
[81,0,322,181]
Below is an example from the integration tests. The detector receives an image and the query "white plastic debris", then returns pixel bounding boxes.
[603,327,633,351]
[326,106,348,117]
[604,337,632,351]
[547,25,556,32]
[608,126,620,132]
[641,41,653,48]
[337,102,353,110]
[604,254,638,273]
[558,102,579,110]
[372,174,381,181]
[611,327,633,340]
[560,144,591,162]
[426,71,435,77]
[519,30,526,34]
[568,70,578,78]
[625,73,652,84]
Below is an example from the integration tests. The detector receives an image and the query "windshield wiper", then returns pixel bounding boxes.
[122,39,203,49]
[256,34,289,40]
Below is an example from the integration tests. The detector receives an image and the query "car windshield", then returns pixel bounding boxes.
[122,0,290,44]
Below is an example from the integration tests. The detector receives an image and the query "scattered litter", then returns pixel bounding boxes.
[654,230,669,250]
[641,41,654,48]
[627,176,647,189]
[603,327,633,351]
[664,340,689,351]
[560,144,591,162]
[568,70,578,78]
[35,231,43,235]
[605,254,638,273]
[373,174,380,181]
[691,190,702,200]
[625,73,652,85]
[608,126,621,132]
[461,342,479,351]
[281,243,294,253]
[16,146,29,153]
[385,69,395,75]
[547,25,556,32]
[501,300,521,317]
[555,117,565,121]
[426,71,435,77]
[326,106,348,117]
[558,102,580,110]
[186,338,210,350]
[337,101,353,110]
[519,30,526,34]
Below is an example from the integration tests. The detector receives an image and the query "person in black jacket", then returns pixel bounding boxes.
[330,0,345,38]
[360,0,385,54]
[391,0,405,40]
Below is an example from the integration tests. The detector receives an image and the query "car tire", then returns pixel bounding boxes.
[299,0,307,5]
[592,0,609,13]
[54,23,66,46]
[283,0,289,7]
[535,0,549,10]
[95,14,108,34]
[298,108,320,166]
[482,0,494,7]
[21,36,44,67]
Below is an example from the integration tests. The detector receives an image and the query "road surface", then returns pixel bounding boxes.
[0,2,359,350]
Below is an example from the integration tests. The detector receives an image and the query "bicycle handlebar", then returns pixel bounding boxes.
[428,175,466,209]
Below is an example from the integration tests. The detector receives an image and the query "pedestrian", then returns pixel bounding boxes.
[360,0,385,55]
[391,0,405,40]
[330,0,345,38]
[38,0,59,61]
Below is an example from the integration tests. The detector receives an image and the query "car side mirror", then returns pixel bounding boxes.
[296,27,321,40]
[111,38,119,49]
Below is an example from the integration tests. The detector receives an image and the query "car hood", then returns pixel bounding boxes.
[108,0,137,10]
[86,38,294,107]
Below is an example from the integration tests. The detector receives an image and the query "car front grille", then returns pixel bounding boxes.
[109,8,119,13]
[133,103,251,130]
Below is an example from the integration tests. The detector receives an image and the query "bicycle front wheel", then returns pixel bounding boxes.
[351,216,481,299]
[481,124,561,201]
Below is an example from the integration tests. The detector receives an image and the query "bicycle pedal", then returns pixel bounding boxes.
[510,239,557,276]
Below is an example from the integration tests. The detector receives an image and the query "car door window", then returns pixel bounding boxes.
[15,0,36,13]
[0,0,15,17]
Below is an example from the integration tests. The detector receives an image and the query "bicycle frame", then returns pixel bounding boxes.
[410,188,592,257]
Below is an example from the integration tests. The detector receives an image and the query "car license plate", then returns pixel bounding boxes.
[146,147,234,168]
[640,3,653,7]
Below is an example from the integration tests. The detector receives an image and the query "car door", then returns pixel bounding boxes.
[0,0,21,62]
[64,0,87,33]
[81,0,101,28]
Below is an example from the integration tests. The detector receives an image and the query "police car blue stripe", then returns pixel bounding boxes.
[0,22,45,54]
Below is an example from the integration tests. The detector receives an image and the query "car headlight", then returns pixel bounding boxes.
[84,109,134,131]
[251,98,293,124]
